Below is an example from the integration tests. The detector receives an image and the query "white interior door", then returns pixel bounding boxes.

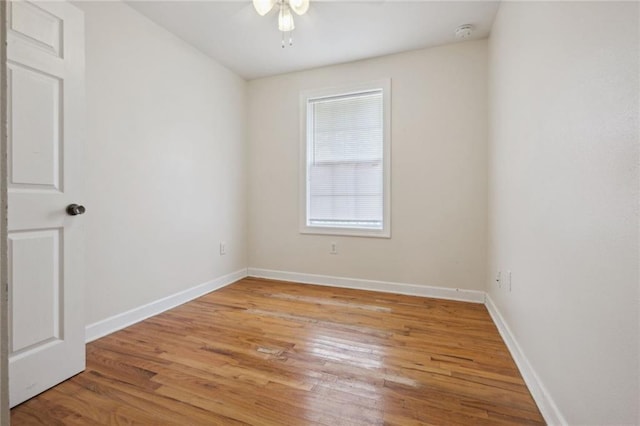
[6,0,85,407]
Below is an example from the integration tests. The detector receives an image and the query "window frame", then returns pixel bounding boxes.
[299,79,391,238]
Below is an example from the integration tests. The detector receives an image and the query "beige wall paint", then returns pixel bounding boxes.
[75,2,248,326]
[488,2,639,424]
[248,41,488,290]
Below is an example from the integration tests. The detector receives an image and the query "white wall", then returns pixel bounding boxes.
[248,41,488,291]
[76,2,248,326]
[488,2,639,424]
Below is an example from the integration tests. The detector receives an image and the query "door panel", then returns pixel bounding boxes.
[9,0,62,57]
[8,63,61,190]
[9,229,62,354]
[6,0,85,407]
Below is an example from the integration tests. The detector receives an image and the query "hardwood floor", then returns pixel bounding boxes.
[11,277,545,425]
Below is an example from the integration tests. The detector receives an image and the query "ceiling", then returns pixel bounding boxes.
[127,1,500,80]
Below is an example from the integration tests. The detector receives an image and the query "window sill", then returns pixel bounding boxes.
[299,226,390,239]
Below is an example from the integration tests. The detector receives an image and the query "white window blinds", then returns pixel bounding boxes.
[306,89,384,229]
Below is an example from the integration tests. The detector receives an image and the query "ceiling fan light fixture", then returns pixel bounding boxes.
[253,0,275,16]
[290,0,309,16]
[254,0,308,46]
[278,4,295,32]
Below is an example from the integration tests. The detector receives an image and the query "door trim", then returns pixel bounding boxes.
[1,0,10,423]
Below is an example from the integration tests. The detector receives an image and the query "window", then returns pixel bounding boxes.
[300,80,391,237]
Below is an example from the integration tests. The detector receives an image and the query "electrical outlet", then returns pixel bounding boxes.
[220,242,227,255]
[330,242,338,255]
[496,271,501,288]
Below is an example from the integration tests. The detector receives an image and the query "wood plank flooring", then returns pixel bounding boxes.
[11,277,545,425]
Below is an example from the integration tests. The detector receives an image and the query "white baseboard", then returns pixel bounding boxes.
[84,268,248,343]
[485,294,566,426]
[247,267,485,304]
